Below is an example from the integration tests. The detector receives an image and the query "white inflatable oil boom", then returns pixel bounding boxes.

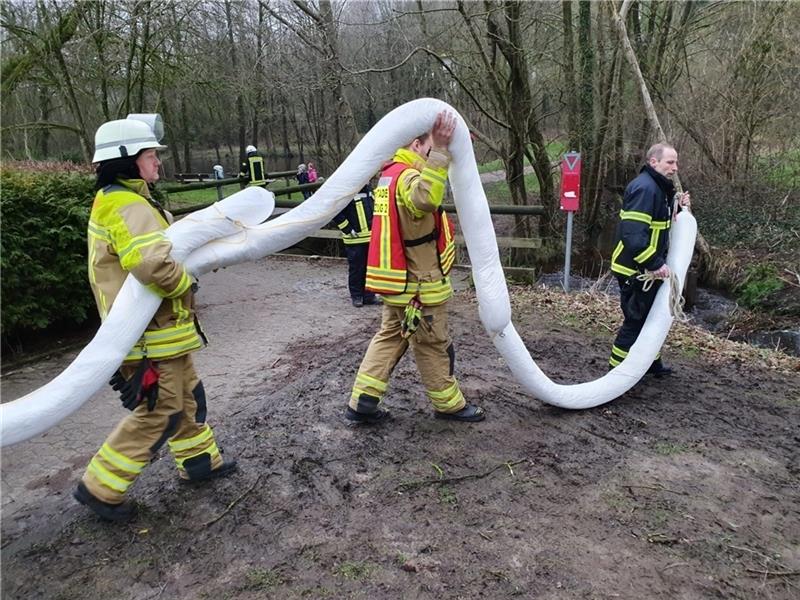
[1,99,696,446]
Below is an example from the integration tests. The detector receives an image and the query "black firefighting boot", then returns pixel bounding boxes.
[73,482,136,522]
[646,359,674,378]
[182,453,239,482]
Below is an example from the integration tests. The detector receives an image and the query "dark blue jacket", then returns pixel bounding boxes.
[611,165,675,277]
[333,186,373,245]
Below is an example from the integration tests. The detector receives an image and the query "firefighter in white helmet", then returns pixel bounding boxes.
[239,144,266,186]
[73,114,237,521]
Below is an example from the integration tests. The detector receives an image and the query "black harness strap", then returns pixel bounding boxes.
[405,229,438,247]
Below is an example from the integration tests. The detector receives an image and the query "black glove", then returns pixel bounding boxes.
[109,359,160,411]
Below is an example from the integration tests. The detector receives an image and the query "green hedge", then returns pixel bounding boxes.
[1,166,96,338]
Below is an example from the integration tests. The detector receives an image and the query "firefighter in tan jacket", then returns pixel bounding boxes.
[345,111,485,424]
[73,115,237,521]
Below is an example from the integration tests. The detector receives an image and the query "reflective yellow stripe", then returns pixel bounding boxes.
[356,372,388,393]
[620,210,652,224]
[634,228,659,263]
[610,239,637,276]
[117,231,167,263]
[99,443,146,475]
[172,297,189,323]
[382,278,453,306]
[650,220,670,230]
[168,424,213,453]
[611,345,628,358]
[126,322,204,361]
[87,221,111,242]
[88,459,132,493]
[355,199,369,231]
[174,442,220,468]
[428,382,464,411]
[609,356,622,367]
[167,270,193,298]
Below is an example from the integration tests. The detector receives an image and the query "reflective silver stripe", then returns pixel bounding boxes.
[95,136,158,149]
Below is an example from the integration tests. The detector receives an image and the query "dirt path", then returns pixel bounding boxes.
[2,255,798,599]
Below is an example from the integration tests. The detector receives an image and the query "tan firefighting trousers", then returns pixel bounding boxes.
[349,302,466,414]
[82,354,224,504]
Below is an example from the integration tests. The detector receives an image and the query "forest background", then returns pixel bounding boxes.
[1,0,799,342]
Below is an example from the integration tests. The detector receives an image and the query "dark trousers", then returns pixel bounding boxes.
[609,275,662,366]
[344,243,374,301]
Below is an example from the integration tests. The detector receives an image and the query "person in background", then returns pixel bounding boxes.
[239,145,266,186]
[296,163,311,199]
[307,162,318,184]
[332,184,381,307]
[608,142,691,377]
[74,115,237,522]
[345,110,485,425]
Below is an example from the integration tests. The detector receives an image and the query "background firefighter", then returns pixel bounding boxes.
[74,115,237,522]
[332,184,381,307]
[345,110,485,424]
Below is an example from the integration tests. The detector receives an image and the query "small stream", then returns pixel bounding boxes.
[536,272,800,357]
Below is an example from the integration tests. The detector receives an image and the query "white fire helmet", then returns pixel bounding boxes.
[246,145,257,154]
[92,114,167,163]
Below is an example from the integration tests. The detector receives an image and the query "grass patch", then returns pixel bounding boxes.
[438,485,459,508]
[163,183,241,208]
[333,560,377,580]
[482,173,541,204]
[653,441,689,456]
[243,567,285,590]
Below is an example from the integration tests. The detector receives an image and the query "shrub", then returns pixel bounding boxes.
[736,263,785,309]
[1,164,96,340]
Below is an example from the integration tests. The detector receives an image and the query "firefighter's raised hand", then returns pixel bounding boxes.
[431,111,457,149]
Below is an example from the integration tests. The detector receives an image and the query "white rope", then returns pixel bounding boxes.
[635,272,690,323]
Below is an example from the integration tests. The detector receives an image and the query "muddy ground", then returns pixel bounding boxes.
[2,255,799,600]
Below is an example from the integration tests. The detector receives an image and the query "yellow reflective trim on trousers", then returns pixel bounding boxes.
[619,210,652,224]
[88,459,132,493]
[117,231,167,263]
[99,443,146,475]
[650,220,670,230]
[611,345,628,358]
[356,372,388,393]
[351,386,382,402]
[428,382,464,411]
[174,442,220,468]
[609,356,622,367]
[168,424,213,453]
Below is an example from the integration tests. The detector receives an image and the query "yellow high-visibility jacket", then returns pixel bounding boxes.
[87,178,205,362]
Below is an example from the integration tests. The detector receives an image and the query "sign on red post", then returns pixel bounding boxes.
[560,152,581,212]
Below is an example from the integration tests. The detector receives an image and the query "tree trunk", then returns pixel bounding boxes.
[561,0,580,151]
[225,0,246,162]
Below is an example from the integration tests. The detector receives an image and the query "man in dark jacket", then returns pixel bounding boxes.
[608,143,691,376]
[332,185,381,307]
